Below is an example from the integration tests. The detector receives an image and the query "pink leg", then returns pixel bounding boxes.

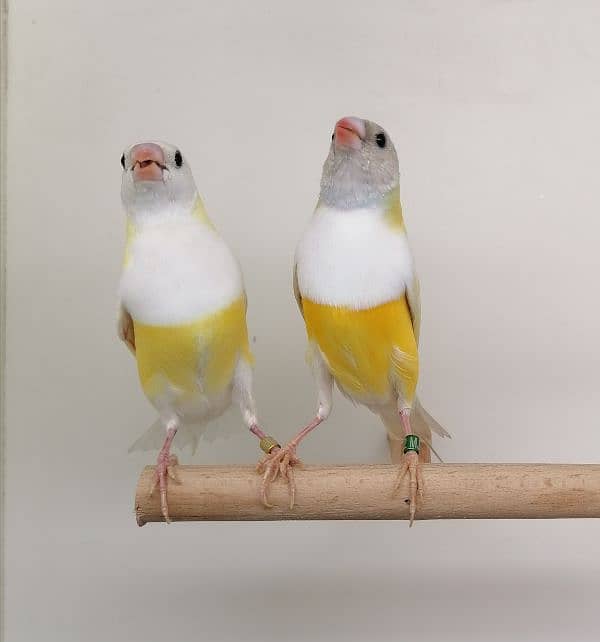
[289,416,324,449]
[249,424,267,440]
[249,422,281,458]
[256,416,324,509]
[149,425,180,523]
[396,409,424,526]
[400,409,411,436]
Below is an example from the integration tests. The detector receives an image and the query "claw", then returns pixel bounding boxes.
[287,466,296,509]
[167,454,180,483]
[417,465,424,500]
[258,457,280,508]
[149,453,179,523]
[160,479,170,523]
[256,445,300,509]
[260,477,275,508]
[395,451,422,526]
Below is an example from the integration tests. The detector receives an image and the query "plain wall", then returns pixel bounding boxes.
[5,1,600,641]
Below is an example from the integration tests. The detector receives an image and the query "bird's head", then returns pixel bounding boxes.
[320,117,399,209]
[120,141,198,217]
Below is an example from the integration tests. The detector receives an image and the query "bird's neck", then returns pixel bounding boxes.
[123,197,214,266]
[126,196,212,230]
[316,186,404,231]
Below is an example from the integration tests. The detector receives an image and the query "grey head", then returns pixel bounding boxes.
[319,116,399,209]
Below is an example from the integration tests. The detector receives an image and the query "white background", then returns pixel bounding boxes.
[5,1,600,640]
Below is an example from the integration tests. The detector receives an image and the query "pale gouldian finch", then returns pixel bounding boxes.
[259,117,449,521]
[118,141,277,522]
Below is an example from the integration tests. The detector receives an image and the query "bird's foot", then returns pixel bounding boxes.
[149,453,180,523]
[395,435,424,526]
[257,444,301,509]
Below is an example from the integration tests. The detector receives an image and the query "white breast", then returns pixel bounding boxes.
[295,204,414,309]
[119,218,244,325]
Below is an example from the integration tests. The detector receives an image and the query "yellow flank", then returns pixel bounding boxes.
[133,297,253,400]
[383,187,404,231]
[302,297,418,404]
[190,197,215,228]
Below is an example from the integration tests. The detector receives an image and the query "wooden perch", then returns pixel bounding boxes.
[134,463,600,525]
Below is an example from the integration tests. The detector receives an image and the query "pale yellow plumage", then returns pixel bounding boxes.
[302,297,418,405]
[134,297,252,400]
[122,198,251,407]
[118,140,265,520]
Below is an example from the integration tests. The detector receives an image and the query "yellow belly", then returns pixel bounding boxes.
[133,297,252,400]
[302,298,418,404]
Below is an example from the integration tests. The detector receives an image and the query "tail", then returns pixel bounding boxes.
[127,408,240,456]
[381,396,450,463]
[127,419,201,455]
[413,397,451,440]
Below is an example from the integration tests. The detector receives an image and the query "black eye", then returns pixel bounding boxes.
[120,154,125,169]
[174,150,183,167]
[376,132,386,148]
[331,132,335,141]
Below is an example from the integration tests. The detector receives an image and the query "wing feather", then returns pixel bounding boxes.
[405,272,421,345]
[117,305,136,355]
[293,263,304,318]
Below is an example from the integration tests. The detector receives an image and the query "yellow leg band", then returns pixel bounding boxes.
[259,436,280,454]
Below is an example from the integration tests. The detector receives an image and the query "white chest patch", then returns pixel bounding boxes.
[295,204,415,309]
[119,218,244,325]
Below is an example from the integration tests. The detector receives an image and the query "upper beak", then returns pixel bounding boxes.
[334,116,366,151]
[130,143,166,182]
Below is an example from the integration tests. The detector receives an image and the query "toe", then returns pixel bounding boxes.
[260,464,278,508]
[408,458,420,524]
[149,474,158,498]
[417,465,424,498]
[159,480,170,522]
[395,460,409,491]
[256,446,300,510]
[395,452,421,524]
[261,480,274,508]
[287,466,296,509]
[167,462,180,484]
[279,451,290,477]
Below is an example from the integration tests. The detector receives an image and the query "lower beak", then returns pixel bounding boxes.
[130,142,167,182]
[133,160,164,182]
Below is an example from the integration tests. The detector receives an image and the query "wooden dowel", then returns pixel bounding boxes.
[134,464,600,525]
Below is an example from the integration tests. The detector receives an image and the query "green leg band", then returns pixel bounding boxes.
[403,434,420,455]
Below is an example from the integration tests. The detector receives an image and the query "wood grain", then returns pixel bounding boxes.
[134,464,600,524]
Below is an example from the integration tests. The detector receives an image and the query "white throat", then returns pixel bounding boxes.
[295,202,414,309]
[126,191,199,229]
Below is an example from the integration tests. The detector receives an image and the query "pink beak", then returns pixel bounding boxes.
[130,143,166,182]
[334,116,366,150]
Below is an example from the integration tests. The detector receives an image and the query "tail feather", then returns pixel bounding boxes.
[380,396,450,463]
[127,420,200,455]
[127,408,240,456]
[413,397,451,439]
[419,434,445,463]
